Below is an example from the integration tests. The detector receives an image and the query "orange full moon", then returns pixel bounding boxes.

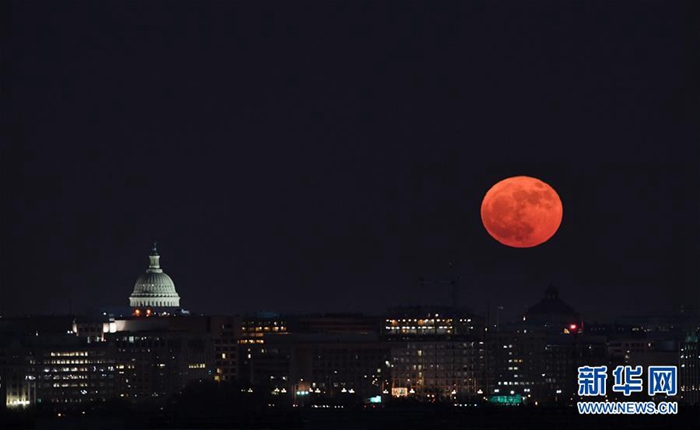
[481,176,563,248]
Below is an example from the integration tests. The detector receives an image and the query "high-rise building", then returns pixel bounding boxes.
[209,316,241,383]
[488,329,546,402]
[238,313,288,383]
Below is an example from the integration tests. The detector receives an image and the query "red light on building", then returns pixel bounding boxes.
[569,324,577,331]
[134,309,141,316]
[146,309,152,316]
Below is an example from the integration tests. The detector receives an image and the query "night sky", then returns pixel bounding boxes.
[3,1,699,321]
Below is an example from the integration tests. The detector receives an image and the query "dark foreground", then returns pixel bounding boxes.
[2,404,699,430]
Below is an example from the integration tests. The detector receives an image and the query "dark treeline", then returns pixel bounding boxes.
[1,380,699,430]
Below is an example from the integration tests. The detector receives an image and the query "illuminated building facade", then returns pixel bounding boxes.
[72,318,108,343]
[302,336,390,399]
[209,316,241,383]
[105,314,216,400]
[108,330,212,401]
[238,314,288,384]
[488,330,547,401]
[239,313,288,344]
[383,306,483,337]
[247,343,291,389]
[129,243,181,309]
[1,336,116,408]
[33,344,116,405]
[0,339,36,409]
[3,370,35,409]
[241,333,390,401]
[383,307,487,400]
[389,340,486,400]
[1,296,691,409]
[486,327,606,404]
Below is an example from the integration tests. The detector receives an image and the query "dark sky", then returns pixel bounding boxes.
[3,1,699,322]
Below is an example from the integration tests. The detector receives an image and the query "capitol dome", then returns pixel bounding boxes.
[129,243,181,308]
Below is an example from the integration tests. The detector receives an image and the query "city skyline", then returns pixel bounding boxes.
[3,1,698,427]
[1,292,696,414]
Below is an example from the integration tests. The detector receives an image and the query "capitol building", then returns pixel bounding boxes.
[129,243,181,309]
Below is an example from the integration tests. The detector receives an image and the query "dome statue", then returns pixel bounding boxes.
[129,242,181,308]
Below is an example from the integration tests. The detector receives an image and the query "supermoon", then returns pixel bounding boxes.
[481,176,563,248]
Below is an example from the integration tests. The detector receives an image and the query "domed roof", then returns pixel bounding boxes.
[526,283,577,317]
[132,272,179,297]
[129,243,181,308]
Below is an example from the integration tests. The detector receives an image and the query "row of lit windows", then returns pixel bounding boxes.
[49,352,90,357]
[42,375,88,380]
[393,371,477,377]
[387,318,453,324]
[242,326,286,332]
[41,360,112,365]
[43,367,91,373]
[243,320,284,326]
[393,356,482,362]
[403,343,482,349]
[188,363,206,369]
[48,383,91,388]
[391,381,476,388]
[41,397,112,403]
